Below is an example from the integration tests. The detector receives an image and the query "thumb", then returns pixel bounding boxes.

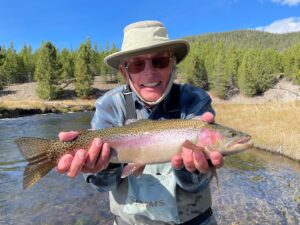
[194,112,215,123]
[58,131,80,141]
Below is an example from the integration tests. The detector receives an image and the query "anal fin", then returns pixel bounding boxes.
[24,160,56,190]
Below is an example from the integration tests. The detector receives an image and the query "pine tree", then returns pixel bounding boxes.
[225,46,240,97]
[19,45,35,82]
[59,48,74,81]
[74,43,93,98]
[237,49,257,96]
[34,41,61,100]
[256,49,281,93]
[0,43,23,84]
[182,52,208,89]
[0,46,5,66]
[211,44,227,98]
[0,46,6,90]
[85,37,100,77]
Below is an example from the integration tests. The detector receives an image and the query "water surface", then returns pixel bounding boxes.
[0,112,299,224]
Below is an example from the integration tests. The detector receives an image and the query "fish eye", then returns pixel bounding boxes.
[228,130,237,138]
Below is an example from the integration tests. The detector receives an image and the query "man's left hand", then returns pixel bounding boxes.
[171,112,224,173]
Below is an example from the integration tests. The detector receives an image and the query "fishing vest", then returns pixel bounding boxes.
[109,84,214,225]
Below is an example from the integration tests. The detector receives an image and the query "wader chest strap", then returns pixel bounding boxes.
[123,85,137,120]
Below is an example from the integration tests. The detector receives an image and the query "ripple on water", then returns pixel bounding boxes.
[212,150,300,225]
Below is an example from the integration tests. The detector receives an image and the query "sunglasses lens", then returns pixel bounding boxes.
[152,57,170,69]
[126,56,171,74]
[127,60,145,74]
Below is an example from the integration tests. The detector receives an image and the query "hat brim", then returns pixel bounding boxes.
[104,39,190,70]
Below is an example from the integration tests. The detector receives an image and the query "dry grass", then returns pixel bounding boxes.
[0,99,95,113]
[214,101,300,161]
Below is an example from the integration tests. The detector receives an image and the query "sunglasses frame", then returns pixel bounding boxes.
[124,56,173,74]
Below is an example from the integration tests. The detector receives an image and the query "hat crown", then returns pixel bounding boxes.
[121,21,170,52]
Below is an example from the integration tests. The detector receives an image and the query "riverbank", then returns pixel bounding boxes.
[214,101,300,161]
[0,99,95,118]
[0,76,115,118]
[1,77,300,161]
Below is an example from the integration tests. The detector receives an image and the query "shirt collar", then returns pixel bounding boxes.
[128,84,177,114]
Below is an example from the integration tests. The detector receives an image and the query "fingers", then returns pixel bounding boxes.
[59,131,80,141]
[209,151,224,168]
[56,154,74,173]
[93,142,111,171]
[181,146,196,172]
[67,149,88,178]
[171,154,183,169]
[56,137,110,178]
[173,145,223,173]
[194,112,215,123]
[193,150,209,173]
[85,138,103,169]
[56,149,87,178]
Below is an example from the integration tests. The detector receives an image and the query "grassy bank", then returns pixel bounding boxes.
[0,100,95,118]
[214,101,300,161]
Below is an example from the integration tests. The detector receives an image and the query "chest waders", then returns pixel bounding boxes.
[114,84,213,225]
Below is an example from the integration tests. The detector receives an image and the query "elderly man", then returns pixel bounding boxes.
[57,21,223,225]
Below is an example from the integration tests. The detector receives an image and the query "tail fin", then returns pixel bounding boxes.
[15,137,56,189]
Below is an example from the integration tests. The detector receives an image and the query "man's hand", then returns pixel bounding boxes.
[56,131,111,178]
[171,112,224,173]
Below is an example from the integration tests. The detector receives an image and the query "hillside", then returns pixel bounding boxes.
[185,30,300,51]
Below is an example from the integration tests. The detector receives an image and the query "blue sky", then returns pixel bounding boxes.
[1,0,300,51]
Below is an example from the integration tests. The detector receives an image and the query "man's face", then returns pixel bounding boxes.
[120,51,173,102]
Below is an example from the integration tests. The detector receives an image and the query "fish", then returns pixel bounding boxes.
[15,119,253,189]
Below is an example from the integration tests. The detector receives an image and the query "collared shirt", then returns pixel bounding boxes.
[87,83,216,225]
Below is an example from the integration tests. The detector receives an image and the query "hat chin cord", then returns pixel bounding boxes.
[128,64,177,107]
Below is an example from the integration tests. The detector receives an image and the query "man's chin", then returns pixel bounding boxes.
[140,93,162,102]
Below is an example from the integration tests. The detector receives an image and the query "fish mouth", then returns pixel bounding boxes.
[223,136,253,155]
[236,136,251,144]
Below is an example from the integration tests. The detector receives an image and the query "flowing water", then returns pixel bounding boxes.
[0,112,299,225]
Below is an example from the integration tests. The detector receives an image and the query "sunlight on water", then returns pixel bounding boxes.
[0,112,299,225]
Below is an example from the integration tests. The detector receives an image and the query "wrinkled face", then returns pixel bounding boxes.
[120,51,173,102]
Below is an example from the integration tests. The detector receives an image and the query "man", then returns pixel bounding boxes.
[57,21,223,225]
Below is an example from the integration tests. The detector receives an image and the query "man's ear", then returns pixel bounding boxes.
[119,64,129,83]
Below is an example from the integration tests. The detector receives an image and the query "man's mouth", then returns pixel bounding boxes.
[141,81,161,88]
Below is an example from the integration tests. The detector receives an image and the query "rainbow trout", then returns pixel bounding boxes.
[15,119,253,189]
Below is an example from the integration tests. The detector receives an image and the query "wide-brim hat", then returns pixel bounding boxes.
[104,20,190,70]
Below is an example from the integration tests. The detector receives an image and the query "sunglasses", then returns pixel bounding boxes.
[125,56,172,74]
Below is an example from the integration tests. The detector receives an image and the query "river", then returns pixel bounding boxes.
[0,112,299,225]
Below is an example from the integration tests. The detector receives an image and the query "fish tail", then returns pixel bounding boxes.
[15,137,56,189]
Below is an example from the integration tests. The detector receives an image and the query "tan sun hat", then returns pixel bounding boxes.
[104,20,190,70]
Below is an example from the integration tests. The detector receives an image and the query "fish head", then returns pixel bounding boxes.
[198,123,253,155]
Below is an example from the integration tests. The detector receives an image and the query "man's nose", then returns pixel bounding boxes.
[143,59,156,74]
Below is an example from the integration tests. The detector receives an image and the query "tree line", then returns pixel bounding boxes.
[0,38,118,99]
[179,30,300,99]
[1,30,300,100]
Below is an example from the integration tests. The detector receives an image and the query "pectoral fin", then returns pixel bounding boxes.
[121,163,145,178]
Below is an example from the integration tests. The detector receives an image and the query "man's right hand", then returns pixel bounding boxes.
[56,131,111,178]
